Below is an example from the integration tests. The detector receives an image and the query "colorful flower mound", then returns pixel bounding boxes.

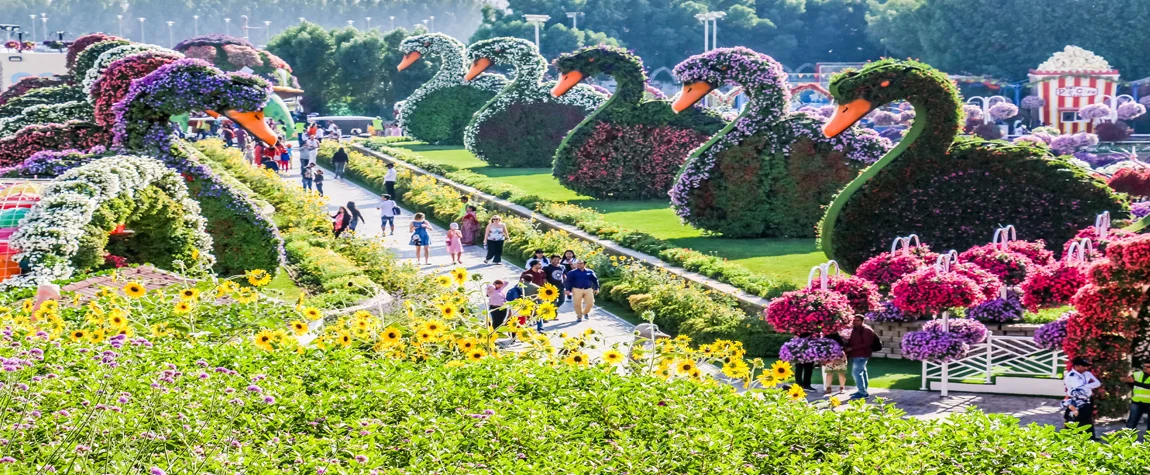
[965,290,1024,323]
[1034,312,1070,351]
[550,45,725,200]
[173,35,296,87]
[0,121,112,167]
[81,43,174,93]
[89,51,183,127]
[922,318,988,345]
[779,337,843,364]
[959,244,1035,286]
[890,267,983,316]
[0,100,93,135]
[855,246,935,292]
[817,58,1124,272]
[66,33,121,70]
[463,37,605,167]
[1002,240,1054,266]
[72,39,132,79]
[865,300,916,322]
[0,85,86,119]
[901,330,969,363]
[1019,260,1087,312]
[0,75,71,106]
[668,47,890,238]
[20,148,104,178]
[808,275,880,314]
[1062,225,1133,258]
[6,155,213,288]
[395,34,506,145]
[764,288,853,335]
[1108,167,1150,197]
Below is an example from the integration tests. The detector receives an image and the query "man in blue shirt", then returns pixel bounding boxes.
[564,260,599,322]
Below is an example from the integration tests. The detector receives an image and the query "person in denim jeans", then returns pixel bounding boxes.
[843,315,876,400]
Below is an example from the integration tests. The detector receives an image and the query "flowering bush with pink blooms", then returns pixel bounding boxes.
[66,33,121,70]
[922,318,988,345]
[809,275,880,314]
[764,288,853,335]
[0,121,111,167]
[891,267,984,316]
[89,51,183,127]
[561,122,711,199]
[854,247,934,292]
[1020,260,1087,312]
[173,34,296,87]
[959,244,1035,286]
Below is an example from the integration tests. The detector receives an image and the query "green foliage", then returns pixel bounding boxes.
[820,59,1126,271]
[403,85,496,144]
[0,85,86,119]
[471,101,590,167]
[74,185,200,274]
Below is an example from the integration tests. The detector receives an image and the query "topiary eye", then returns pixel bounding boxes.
[880,80,890,87]
[588,57,595,63]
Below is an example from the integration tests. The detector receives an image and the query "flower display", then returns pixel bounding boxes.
[1110,167,1150,197]
[1001,240,1054,265]
[0,85,86,119]
[462,37,605,167]
[959,243,1035,286]
[1034,312,1070,351]
[764,288,853,336]
[66,33,121,70]
[890,267,984,316]
[778,337,844,364]
[809,275,880,314]
[0,75,71,106]
[965,290,1024,323]
[20,149,104,177]
[854,246,934,292]
[870,110,899,126]
[81,43,174,93]
[901,330,969,362]
[962,104,984,122]
[6,155,213,287]
[1019,260,1087,312]
[1117,102,1146,121]
[71,39,132,79]
[1020,95,1045,110]
[1132,201,1150,218]
[864,300,916,322]
[0,121,112,167]
[1049,132,1098,155]
[950,262,1004,301]
[1077,103,1111,121]
[1035,46,1112,72]
[89,51,183,127]
[988,102,1018,121]
[173,34,296,86]
[395,34,506,145]
[0,100,93,135]
[922,318,988,345]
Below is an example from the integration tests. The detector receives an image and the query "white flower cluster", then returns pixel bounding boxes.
[0,101,92,135]
[5,155,214,288]
[462,37,606,161]
[1036,46,1112,72]
[82,43,178,94]
[395,33,507,135]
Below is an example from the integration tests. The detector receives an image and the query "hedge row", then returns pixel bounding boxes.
[319,142,790,356]
[360,138,796,298]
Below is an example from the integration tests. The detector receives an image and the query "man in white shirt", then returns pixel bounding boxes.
[384,163,398,199]
[1063,356,1102,440]
[377,194,398,236]
[301,136,319,169]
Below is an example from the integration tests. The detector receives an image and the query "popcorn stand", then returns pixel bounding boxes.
[1027,46,1120,134]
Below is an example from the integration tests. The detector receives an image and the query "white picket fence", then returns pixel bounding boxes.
[922,333,1067,395]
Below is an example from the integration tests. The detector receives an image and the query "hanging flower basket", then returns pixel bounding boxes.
[1020,260,1087,312]
[855,244,936,292]
[1034,312,1071,351]
[959,243,1035,286]
[922,318,988,345]
[901,330,970,362]
[808,275,880,314]
[891,267,983,316]
[778,337,844,364]
[865,300,916,322]
[966,290,1024,323]
[764,288,853,335]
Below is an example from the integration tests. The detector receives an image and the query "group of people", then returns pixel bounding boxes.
[791,316,879,401]
[487,249,600,333]
[1061,357,1150,440]
[331,202,366,238]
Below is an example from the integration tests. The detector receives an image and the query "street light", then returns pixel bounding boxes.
[523,14,550,49]
[389,16,395,30]
[429,16,434,32]
[565,11,583,29]
[167,21,174,47]
[709,12,725,50]
[694,13,708,52]
[347,20,355,27]
[299,17,305,24]
[421,19,428,30]
[240,15,249,40]
[117,15,123,37]
[28,15,36,43]
[224,18,231,36]
[365,17,371,29]
[40,14,47,43]
[193,15,199,36]
[264,20,271,45]
[137,17,145,43]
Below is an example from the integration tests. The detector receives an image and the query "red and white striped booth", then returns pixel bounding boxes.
[1028,69,1119,134]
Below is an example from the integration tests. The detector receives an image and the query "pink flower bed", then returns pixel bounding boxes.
[564,122,709,200]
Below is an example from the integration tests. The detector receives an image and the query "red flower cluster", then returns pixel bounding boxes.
[808,275,880,314]
[1100,233,1150,281]
[1003,240,1054,266]
[951,262,1004,301]
[0,121,111,166]
[855,246,935,292]
[1020,261,1087,312]
[565,122,709,200]
[67,33,119,70]
[890,267,984,316]
[0,75,70,106]
[90,51,183,126]
[1107,167,1150,197]
[764,288,854,336]
[1062,226,1134,258]
[959,243,1034,286]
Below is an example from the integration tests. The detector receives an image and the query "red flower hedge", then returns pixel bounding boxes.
[562,122,709,200]
[90,51,183,127]
[1020,261,1087,312]
[764,288,853,336]
[951,262,1004,301]
[0,121,112,166]
[0,76,70,106]
[1107,167,1150,197]
[891,267,984,316]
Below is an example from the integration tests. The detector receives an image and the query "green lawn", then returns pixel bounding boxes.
[810,358,923,391]
[398,144,826,284]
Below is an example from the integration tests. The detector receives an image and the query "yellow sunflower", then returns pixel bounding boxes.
[381,328,401,345]
[123,282,146,299]
[253,330,276,351]
[302,306,322,321]
[770,361,794,381]
[114,327,134,337]
[787,385,806,401]
[722,359,750,380]
[450,267,468,285]
[439,304,458,319]
[537,283,560,302]
[69,329,87,342]
[829,396,842,408]
[467,349,486,362]
[415,330,435,344]
[215,281,238,297]
[246,269,272,287]
[757,373,777,389]
[677,360,696,374]
[108,312,129,329]
[173,301,193,314]
[337,331,352,348]
[179,288,200,301]
[536,302,558,321]
[436,275,453,288]
[88,328,106,344]
[515,329,531,340]
[290,320,309,336]
[565,352,589,367]
[40,299,58,312]
[424,319,446,334]
[456,338,476,352]
[235,288,259,304]
[602,349,625,365]
[21,300,32,312]
[150,323,170,338]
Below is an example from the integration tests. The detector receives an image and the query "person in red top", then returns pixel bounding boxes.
[842,315,877,400]
[519,261,547,286]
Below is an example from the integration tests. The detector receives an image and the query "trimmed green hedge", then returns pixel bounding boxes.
[403,84,496,145]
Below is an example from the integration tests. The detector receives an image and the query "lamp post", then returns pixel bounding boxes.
[523,14,550,49]
[167,21,174,47]
[264,20,271,45]
[299,17,305,24]
[28,15,36,43]
[241,15,249,40]
[347,20,354,28]
[224,17,231,36]
[40,14,47,43]
[429,16,434,32]
[565,12,583,29]
[694,13,708,52]
[193,15,199,36]
[137,17,145,43]
[365,17,371,29]
[117,15,123,37]
[421,19,428,30]
[709,12,725,50]
[389,16,395,30]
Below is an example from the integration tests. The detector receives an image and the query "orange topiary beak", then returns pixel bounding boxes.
[551,71,585,97]
[671,82,713,113]
[822,99,873,138]
[214,109,277,146]
[464,57,492,81]
[397,51,421,71]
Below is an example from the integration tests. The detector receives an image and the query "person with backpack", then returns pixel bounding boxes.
[301,163,315,191]
[843,315,880,400]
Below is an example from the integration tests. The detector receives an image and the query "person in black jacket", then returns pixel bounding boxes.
[793,333,816,391]
[346,201,365,233]
[331,147,350,179]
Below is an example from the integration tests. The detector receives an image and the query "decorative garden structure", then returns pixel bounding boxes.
[1027,46,1120,135]
[462,37,605,167]
[395,33,506,145]
[549,45,725,200]
[817,58,1126,272]
[668,47,889,238]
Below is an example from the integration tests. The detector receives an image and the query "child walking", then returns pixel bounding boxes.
[446,223,464,265]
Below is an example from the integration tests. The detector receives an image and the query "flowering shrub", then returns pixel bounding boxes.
[764,288,853,335]
[1020,260,1087,311]
[960,243,1036,286]
[81,43,173,93]
[395,34,505,145]
[551,45,724,200]
[988,102,1018,121]
[855,246,934,292]
[901,330,969,362]
[951,262,1004,301]
[1035,312,1071,350]
[779,337,843,363]
[66,33,120,69]
[20,148,104,177]
[463,37,605,167]
[810,275,879,314]
[71,39,131,79]
[922,318,988,344]
[1020,95,1045,110]
[6,155,212,287]
[89,51,183,127]
[0,85,86,119]
[1078,103,1111,121]
[0,121,112,167]
[1107,167,1150,197]
[669,47,890,238]
[891,267,983,316]
[816,58,1123,272]
[173,34,296,87]
[0,100,93,135]
[0,76,72,108]
[966,290,1024,323]
[1117,102,1146,121]
[864,300,915,322]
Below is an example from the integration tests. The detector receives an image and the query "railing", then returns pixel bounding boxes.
[922,333,1066,392]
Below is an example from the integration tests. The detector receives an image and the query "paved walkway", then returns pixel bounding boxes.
[277,160,1141,437]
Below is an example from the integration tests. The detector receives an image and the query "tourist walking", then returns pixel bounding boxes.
[565,260,599,322]
[459,196,471,219]
[446,223,464,265]
[312,167,325,196]
[560,250,578,270]
[384,163,397,199]
[843,315,877,400]
[346,202,365,233]
[487,280,508,330]
[332,206,351,238]
[301,163,315,191]
[526,249,548,269]
[1063,357,1101,440]
[1121,361,1150,431]
[542,255,567,306]
[520,260,547,286]
[793,333,816,391]
[461,205,480,245]
[377,194,398,236]
[331,147,350,180]
[823,332,849,394]
[410,212,432,265]
[278,143,292,170]
[301,135,319,169]
[483,216,508,264]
